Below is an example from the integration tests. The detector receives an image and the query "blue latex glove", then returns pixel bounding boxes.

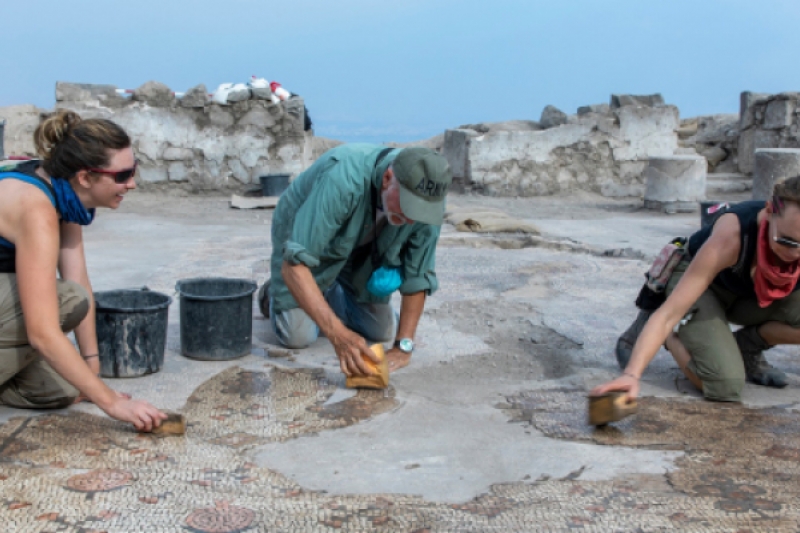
[367,266,403,297]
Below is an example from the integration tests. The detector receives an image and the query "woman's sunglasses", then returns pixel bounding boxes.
[771,215,800,248]
[774,234,800,249]
[87,160,138,184]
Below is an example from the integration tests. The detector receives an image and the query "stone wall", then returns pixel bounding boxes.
[0,104,46,159]
[1,81,309,190]
[443,96,679,197]
[738,91,800,175]
[677,114,739,174]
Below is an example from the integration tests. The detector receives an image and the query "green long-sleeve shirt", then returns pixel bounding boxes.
[269,144,441,314]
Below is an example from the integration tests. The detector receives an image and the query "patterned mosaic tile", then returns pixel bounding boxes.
[2,365,800,531]
[504,388,800,530]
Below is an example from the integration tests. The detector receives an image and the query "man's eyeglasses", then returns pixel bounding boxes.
[87,160,138,184]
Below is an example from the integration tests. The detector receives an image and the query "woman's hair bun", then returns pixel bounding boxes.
[34,110,83,161]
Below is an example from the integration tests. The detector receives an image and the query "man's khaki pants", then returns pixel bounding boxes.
[0,274,89,408]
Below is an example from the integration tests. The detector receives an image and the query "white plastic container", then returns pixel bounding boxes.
[270,81,291,101]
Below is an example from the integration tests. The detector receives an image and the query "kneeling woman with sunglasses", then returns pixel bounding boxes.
[0,110,166,431]
[593,176,800,403]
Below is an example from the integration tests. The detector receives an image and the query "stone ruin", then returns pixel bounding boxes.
[3,86,800,200]
[441,93,679,197]
[737,91,800,174]
[1,81,310,190]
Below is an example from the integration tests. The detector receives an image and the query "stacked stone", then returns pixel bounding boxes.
[443,93,678,197]
[643,155,707,213]
[738,91,800,175]
[677,114,740,174]
[752,148,800,201]
[54,81,307,189]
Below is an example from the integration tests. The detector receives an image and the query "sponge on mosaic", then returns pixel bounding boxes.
[346,343,389,390]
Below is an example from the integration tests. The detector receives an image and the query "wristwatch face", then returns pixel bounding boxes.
[398,338,414,353]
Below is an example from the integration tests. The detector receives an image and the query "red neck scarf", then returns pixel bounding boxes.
[754,218,800,307]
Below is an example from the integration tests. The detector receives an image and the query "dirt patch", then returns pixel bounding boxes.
[427,300,582,380]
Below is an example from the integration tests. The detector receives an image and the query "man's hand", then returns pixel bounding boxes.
[104,397,168,432]
[386,347,412,372]
[330,327,379,377]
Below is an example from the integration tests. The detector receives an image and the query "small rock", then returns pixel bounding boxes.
[179,84,208,108]
[540,105,568,129]
[133,80,174,107]
[610,93,665,108]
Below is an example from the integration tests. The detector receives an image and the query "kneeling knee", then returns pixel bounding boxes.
[59,281,90,333]
[702,377,744,403]
[49,394,78,409]
[278,333,317,349]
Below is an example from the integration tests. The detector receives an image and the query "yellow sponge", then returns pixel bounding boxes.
[588,392,637,426]
[345,343,389,389]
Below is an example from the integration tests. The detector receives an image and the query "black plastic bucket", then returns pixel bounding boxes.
[94,289,172,378]
[260,173,290,197]
[175,277,257,360]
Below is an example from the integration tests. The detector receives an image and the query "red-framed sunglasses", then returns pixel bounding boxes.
[86,160,138,183]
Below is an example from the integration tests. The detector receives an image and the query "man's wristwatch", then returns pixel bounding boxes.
[394,338,414,354]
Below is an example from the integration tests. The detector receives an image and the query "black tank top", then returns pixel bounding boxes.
[687,201,763,297]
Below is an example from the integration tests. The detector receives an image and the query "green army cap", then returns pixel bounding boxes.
[393,147,453,225]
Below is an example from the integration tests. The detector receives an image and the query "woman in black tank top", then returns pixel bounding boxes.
[592,176,800,403]
[0,110,166,431]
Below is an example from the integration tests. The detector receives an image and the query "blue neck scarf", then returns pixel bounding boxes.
[51,178,95,225]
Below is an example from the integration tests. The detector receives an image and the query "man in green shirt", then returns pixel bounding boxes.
[259,144,452,377]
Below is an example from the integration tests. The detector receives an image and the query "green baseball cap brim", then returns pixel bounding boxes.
[398,183,446,225]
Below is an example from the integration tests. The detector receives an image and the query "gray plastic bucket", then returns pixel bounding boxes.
[175,277,257,360]
[260,173,290,197]
[94,289,172,378]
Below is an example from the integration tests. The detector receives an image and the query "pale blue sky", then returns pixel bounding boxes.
[3,0,800,143]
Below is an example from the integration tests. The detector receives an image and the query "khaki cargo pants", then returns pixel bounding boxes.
[666,259,800,402]
[0,274,89,408]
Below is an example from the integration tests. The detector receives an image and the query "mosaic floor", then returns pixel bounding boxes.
[6,199,800,532]
[1,363,799,532]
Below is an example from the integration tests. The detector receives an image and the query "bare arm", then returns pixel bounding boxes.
[386,291,426,371]
[396,291,425,340]
[14,199,164,430]
[591,214,743,398]
[281,261,379,376]
[58,222,99,374]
